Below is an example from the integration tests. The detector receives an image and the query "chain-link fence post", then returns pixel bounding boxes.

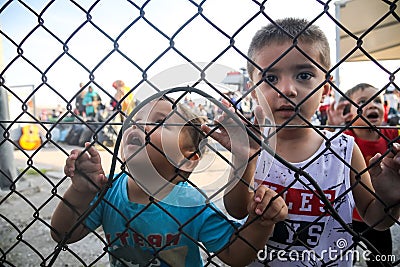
[0,32,16,190]
[0,86,16,190]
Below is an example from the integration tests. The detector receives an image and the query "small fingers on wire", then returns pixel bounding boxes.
[253,186,288,223]
[64,149,81,177]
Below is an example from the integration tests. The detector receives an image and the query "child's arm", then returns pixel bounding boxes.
[351,143,400,230]
[50,143,107,243]
[223,155,258,219]
[217,186,288,266]
[202,104,265,219]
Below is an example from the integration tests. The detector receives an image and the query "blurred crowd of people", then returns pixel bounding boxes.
[73,80,135,122]
[35,80,136,147]
[181,91,255,123]
[38,80,135,124]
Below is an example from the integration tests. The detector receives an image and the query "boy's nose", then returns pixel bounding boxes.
[278,79,297,98]
[127,121,139,130]
[367,102,381,111]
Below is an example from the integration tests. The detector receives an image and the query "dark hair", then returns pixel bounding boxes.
[345,83,376,99]
[247,17,331,80]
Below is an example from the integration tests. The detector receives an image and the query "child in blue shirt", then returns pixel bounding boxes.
[51,97,288,266]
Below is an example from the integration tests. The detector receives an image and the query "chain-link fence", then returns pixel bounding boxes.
[1,1,399,266]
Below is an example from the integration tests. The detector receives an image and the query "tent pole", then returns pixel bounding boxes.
[334,0,351,100]
[0,32,16,190]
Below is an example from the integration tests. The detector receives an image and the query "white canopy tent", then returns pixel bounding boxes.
[336,0,400,62]
[334,0,400,88]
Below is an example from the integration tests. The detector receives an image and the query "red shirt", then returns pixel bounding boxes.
[344,128,399,221]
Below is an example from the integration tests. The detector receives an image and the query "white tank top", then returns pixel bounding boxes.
[251,130,355,267]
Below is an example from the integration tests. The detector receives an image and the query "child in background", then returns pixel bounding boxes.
[50,96,288,267]
[111,80,135,115]
[328,83,397,267]
[202,18,400,266]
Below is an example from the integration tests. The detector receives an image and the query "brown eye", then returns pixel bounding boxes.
[297,72,313,80]
[263,74,277,84]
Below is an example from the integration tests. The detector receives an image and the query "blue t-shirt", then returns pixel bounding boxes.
[85,174,240,267]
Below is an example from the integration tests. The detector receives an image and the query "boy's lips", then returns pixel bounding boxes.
[277,105,295,111]
[276,105,296,116]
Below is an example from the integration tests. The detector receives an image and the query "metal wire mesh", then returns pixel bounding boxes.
[0,1,399,266]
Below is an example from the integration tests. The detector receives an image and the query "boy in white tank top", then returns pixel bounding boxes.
[202,18,400,266]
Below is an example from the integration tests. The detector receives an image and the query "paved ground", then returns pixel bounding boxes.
[0,143,399,266]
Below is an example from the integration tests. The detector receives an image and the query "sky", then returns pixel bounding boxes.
[0,0,399,116]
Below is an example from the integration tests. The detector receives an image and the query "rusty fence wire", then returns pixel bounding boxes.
[0,0,400,266]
